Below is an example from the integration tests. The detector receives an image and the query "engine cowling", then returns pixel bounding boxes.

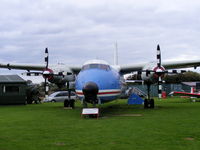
[47,73,75,88]
[43,64,75,87]
[42,68,54,80]
[141,62,166,83]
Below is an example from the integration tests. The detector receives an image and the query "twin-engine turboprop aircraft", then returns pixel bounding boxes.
[1,45,200,108]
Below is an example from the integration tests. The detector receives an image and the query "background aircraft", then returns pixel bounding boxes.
[1,45,200,108]
[170,86,200,98]
[171,91,200,98]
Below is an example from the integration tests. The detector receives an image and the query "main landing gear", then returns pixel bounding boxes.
[144,83,155,109]
[64,82,75,108]
[144,98,154,108]
[64,99,75,108]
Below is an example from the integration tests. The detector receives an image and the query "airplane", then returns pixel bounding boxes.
[171,91,200,98]
[170,86,200,98]
[1,45,200,108]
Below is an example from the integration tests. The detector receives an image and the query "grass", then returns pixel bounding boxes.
[0,97,200,150]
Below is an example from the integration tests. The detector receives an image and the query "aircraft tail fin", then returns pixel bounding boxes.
[114,42,119,65]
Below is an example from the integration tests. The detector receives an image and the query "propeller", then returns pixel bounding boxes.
[21,48,76,103]
[44,48,49,100]
[154,45,187,98]
[156,45,163,98]
[135,45,187,99]
[22,48,51,99]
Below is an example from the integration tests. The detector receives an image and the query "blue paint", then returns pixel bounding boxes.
[128,93,144,105]
[75,66,122,103]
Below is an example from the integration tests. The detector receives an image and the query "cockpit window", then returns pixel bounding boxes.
[82,64,110,71]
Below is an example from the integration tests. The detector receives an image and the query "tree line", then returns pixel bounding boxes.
[126,71,200,83]
[164,71,200,83]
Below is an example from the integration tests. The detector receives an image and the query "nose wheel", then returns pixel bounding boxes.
[82,99,88,108]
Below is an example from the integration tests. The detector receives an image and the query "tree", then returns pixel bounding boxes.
[164,71,200,83]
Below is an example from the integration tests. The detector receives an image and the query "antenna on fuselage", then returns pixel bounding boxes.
[114,42,119,65]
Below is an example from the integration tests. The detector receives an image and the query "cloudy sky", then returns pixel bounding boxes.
[0,0,200,82]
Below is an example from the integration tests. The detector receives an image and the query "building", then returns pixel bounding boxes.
[0,75,27,105]
[127,83,183,97]
[181,82,200,93]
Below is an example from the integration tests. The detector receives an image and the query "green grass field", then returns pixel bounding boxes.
[0,97,200,150]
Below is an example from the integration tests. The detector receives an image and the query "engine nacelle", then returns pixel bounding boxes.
[63,74,75,82]
[48,75,64,84]
[141,62,165,83]
[47,74,75,88]
[44,63,76,87]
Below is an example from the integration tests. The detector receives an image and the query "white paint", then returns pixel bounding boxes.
[82,108,99,114]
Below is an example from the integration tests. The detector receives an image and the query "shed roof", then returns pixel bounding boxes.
[0,75,26,83]
[181,82,200,87]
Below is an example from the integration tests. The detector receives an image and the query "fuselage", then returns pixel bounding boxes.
[75,60,122,104]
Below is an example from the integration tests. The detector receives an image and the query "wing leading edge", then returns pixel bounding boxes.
[0,63,45,71]
[119,60,200,74]
[0,63,82,74]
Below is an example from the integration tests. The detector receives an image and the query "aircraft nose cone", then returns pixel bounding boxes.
[82,82,99,95]
[82,82,99,103]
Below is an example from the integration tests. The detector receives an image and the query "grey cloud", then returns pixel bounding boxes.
[0,0,200,73]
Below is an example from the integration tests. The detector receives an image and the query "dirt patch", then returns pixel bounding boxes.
[110,114,143,117]
[55,142,66,146]
[184,137,195,141]
[63,107,73,110]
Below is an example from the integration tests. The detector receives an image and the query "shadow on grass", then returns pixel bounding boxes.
[98,103,145,117]
[50,99,200,118]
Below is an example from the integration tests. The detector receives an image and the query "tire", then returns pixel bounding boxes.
[69,99,75,108]
[144,99,148,108]
[51,100,56,102]
[64,100,69,107]
[150,99,154,108]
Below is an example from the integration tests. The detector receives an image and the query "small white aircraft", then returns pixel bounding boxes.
[1,45,200,108]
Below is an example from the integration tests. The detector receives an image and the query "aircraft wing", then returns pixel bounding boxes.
[0,63,82,74]
[119,63,145,74]
[119,60,200,74]
[0,63,45,71]
[162,60,200,70]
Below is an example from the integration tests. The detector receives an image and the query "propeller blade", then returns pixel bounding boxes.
[21,72,42,76]
[168,70,187,74]
[45,47,49,69]
[68,90,71,100]
[44,48,50,99]
[146,70,151,77]
[157,44,161,67]
[158,76,162,98]
[44,78,49,99]
[66,81,71,100]
[137,71,142,75]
